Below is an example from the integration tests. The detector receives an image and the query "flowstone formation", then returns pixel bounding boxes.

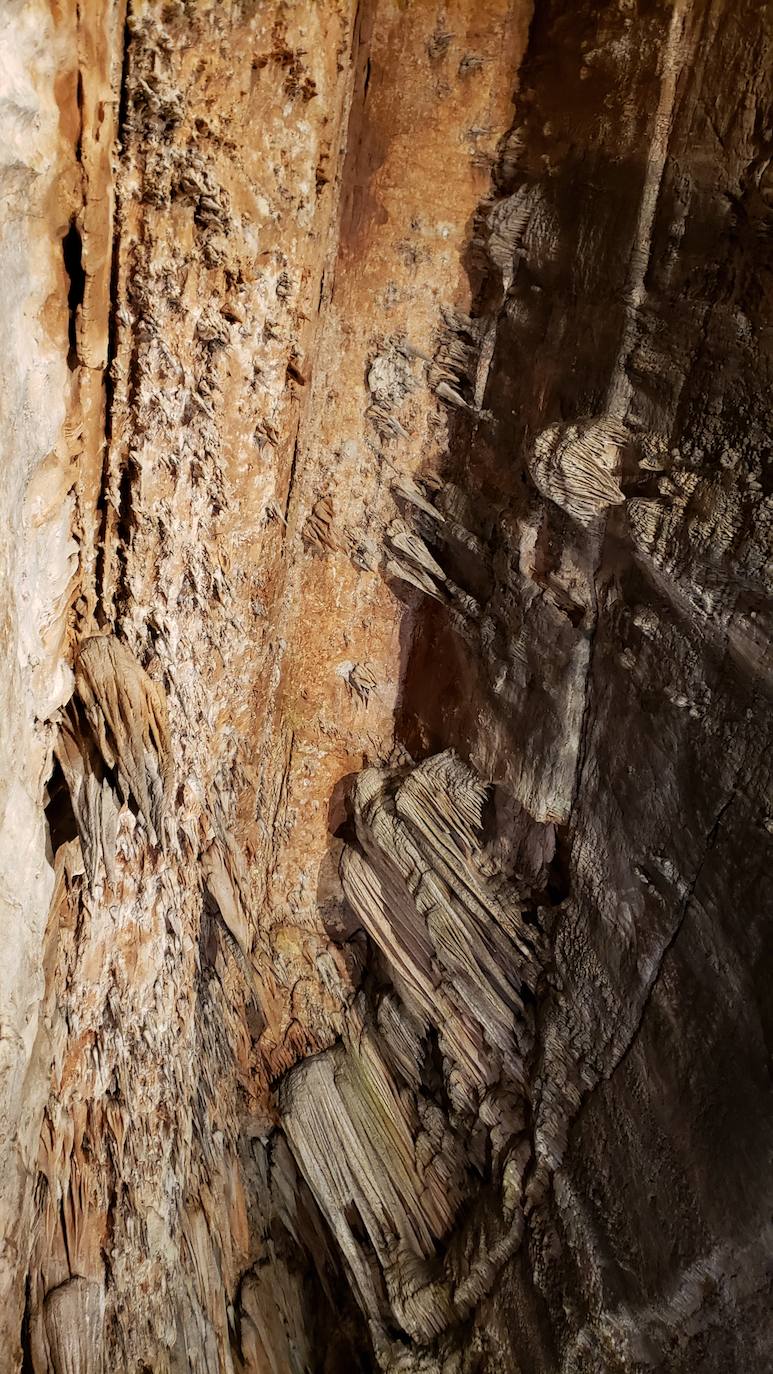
[0,0,770,1371]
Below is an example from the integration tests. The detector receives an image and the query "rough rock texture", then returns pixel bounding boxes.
[0,0,771,1371]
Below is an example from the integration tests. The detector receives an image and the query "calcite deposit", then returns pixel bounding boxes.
[0,0,770,1371]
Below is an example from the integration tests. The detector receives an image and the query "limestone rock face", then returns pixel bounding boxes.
[0,1,770,1372]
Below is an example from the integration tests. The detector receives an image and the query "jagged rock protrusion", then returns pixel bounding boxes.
[51,636,173,886]
[527,417,627,524]
[42,1277,104,1374]
[280,750,553,1363]
[281,1011,460,1351]
[341,751,546,1114]
[72,636,172,845]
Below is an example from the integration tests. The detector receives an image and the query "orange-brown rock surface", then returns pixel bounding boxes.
[0,1,771,1371]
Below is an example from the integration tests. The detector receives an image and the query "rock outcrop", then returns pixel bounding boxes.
[0,0,770,1371]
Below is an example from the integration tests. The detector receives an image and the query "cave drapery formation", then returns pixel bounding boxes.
[1,0,771,1370]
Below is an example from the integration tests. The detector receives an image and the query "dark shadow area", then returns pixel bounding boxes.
[43,757,79,859]
[62,219,85,371]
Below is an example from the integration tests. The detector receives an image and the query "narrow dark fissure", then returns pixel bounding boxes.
[44,758,79,859]
[62,220,85,371]
[19,1277,33,1374]
[94,4,134,624]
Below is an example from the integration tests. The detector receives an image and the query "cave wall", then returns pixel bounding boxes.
[394,0,773,1368]
[0,0,82,1342]
[0,1,770,1372]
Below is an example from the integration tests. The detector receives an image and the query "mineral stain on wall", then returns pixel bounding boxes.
[0,1,770,1371]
